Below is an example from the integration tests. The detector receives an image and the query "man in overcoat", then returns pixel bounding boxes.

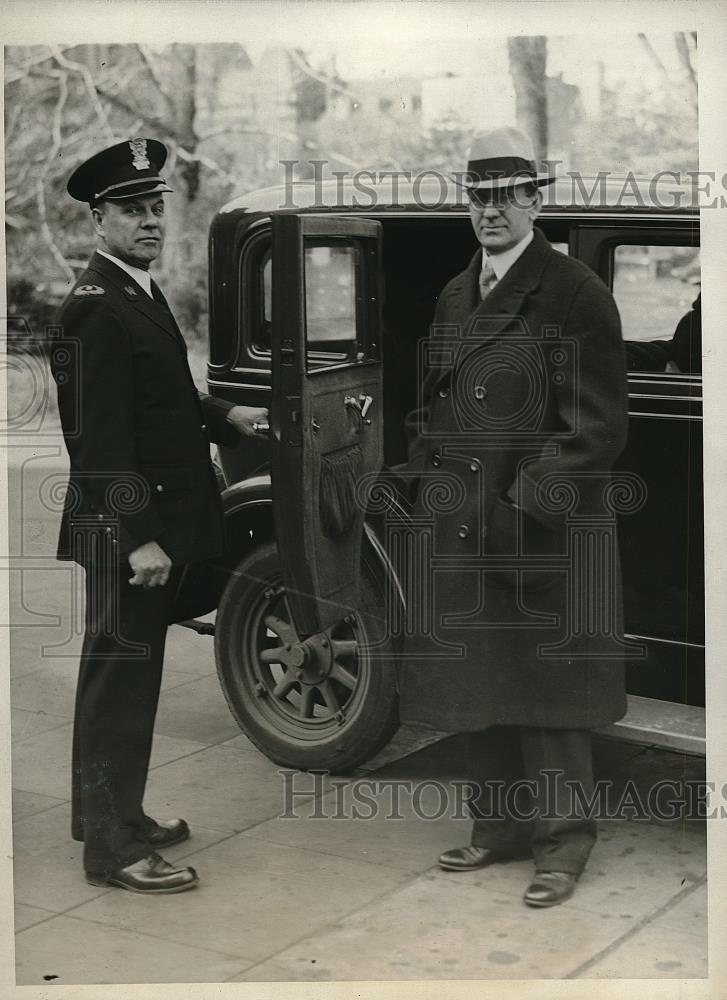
[401,128,630,907]
[51,138,267,893]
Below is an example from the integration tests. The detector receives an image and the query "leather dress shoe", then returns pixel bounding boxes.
[523,871,578,908]
[145,817,190,849]
[438,845,517,871]
[86,853,199,894]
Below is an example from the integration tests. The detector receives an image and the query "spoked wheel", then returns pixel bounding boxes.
[214,541,399,772]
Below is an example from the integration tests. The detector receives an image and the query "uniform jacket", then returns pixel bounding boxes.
[398,227,630,731]
[51,251,239,567]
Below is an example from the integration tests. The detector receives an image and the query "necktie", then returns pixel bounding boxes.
[479,258,498,300]
[150,280,187,353]
[150,280,168,309]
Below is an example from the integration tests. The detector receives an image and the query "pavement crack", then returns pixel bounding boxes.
[564,873,707,978]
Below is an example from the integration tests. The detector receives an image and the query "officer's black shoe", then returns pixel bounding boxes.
[438,845,517,871]
[523,871,578,907]
[86,853,199,894]
[145,817,191,849]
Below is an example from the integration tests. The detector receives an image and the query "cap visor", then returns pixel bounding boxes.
[102,181,173,201]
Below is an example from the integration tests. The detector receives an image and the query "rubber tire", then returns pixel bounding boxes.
[214,541,400,773]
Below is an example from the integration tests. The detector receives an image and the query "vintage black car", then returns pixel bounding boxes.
[197,175,703,771]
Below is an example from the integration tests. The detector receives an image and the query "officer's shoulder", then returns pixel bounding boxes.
[58,274,122,326]
[71,282,108,299]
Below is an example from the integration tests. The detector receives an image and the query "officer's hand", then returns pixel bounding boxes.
[226,405,270,437]
[128,541,173,588]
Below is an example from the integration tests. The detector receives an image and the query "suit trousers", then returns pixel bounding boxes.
[70,553,183,876]
[468,725,597,875]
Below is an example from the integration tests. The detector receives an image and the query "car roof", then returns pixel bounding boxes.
[219,174,699,217]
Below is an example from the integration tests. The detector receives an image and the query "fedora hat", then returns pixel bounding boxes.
[456,127,555,190]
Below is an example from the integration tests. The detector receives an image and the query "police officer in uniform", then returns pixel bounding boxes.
[51,138,267,894]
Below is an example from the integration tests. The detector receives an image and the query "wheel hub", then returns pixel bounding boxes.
[274,633,333,685]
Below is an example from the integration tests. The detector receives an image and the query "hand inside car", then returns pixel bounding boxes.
[128,541,173,588]
[226,404,270,437]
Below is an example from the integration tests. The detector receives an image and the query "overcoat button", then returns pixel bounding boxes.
[432,453,442,468]
[438,387,450,398]
[201,424,207,431]
[156,484,164,493]
[97,514,103,520]
[469,462,480,472]
[474,385,487,400]
[457,524,469,539]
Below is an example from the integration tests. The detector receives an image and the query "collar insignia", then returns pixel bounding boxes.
[124,285,137,297]
[129,137,150,171]
[74,284,105,296]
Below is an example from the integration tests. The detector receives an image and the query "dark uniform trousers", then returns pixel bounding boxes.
[70,553,184,876]
[468,725,596,875]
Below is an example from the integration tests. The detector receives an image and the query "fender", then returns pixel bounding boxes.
[176,470,406,629]
[221,471,272,515]
[172,473,273,624]
[222,472,406,615]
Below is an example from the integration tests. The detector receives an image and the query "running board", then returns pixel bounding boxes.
[596,695,705,756]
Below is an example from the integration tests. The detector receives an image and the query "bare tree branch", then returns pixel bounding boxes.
[198,124,297,143]
[4,46,55,83]
[36,68,75,282]
[51,46,115,142]
[674,31,698,99]
[136,44,177,109]
[637,34,669,78]
[173,142,241,187]
[4,100,24,145]
[95,83,177,140]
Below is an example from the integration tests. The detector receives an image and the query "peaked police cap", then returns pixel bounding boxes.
[67,138,173,206]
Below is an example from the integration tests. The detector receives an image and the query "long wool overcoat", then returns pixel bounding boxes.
[398,228,630,732]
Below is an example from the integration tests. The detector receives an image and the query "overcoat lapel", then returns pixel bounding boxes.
[86,252,185,351]
[454,228,552,368]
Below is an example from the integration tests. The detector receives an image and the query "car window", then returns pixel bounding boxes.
[613,244,701,375]
[303,244,358,352]
[258,237,373,369]
[259,244,361,365]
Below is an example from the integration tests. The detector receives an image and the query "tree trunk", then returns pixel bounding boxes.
[507,36,548,160]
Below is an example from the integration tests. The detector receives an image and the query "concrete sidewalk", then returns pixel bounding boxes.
[8,447,708,985]
[11,639,707,985]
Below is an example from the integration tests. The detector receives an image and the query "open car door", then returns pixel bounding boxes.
[271,215,384,638]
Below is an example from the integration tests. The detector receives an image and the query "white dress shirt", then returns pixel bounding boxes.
[97,249,153,298]
[481,229,534,283]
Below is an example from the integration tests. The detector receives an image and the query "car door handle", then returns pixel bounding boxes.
[344,394,374,425]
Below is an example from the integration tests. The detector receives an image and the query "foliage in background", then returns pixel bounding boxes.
[5,35,698,353]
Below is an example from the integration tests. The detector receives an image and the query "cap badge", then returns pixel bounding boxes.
[129,138,150,171]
